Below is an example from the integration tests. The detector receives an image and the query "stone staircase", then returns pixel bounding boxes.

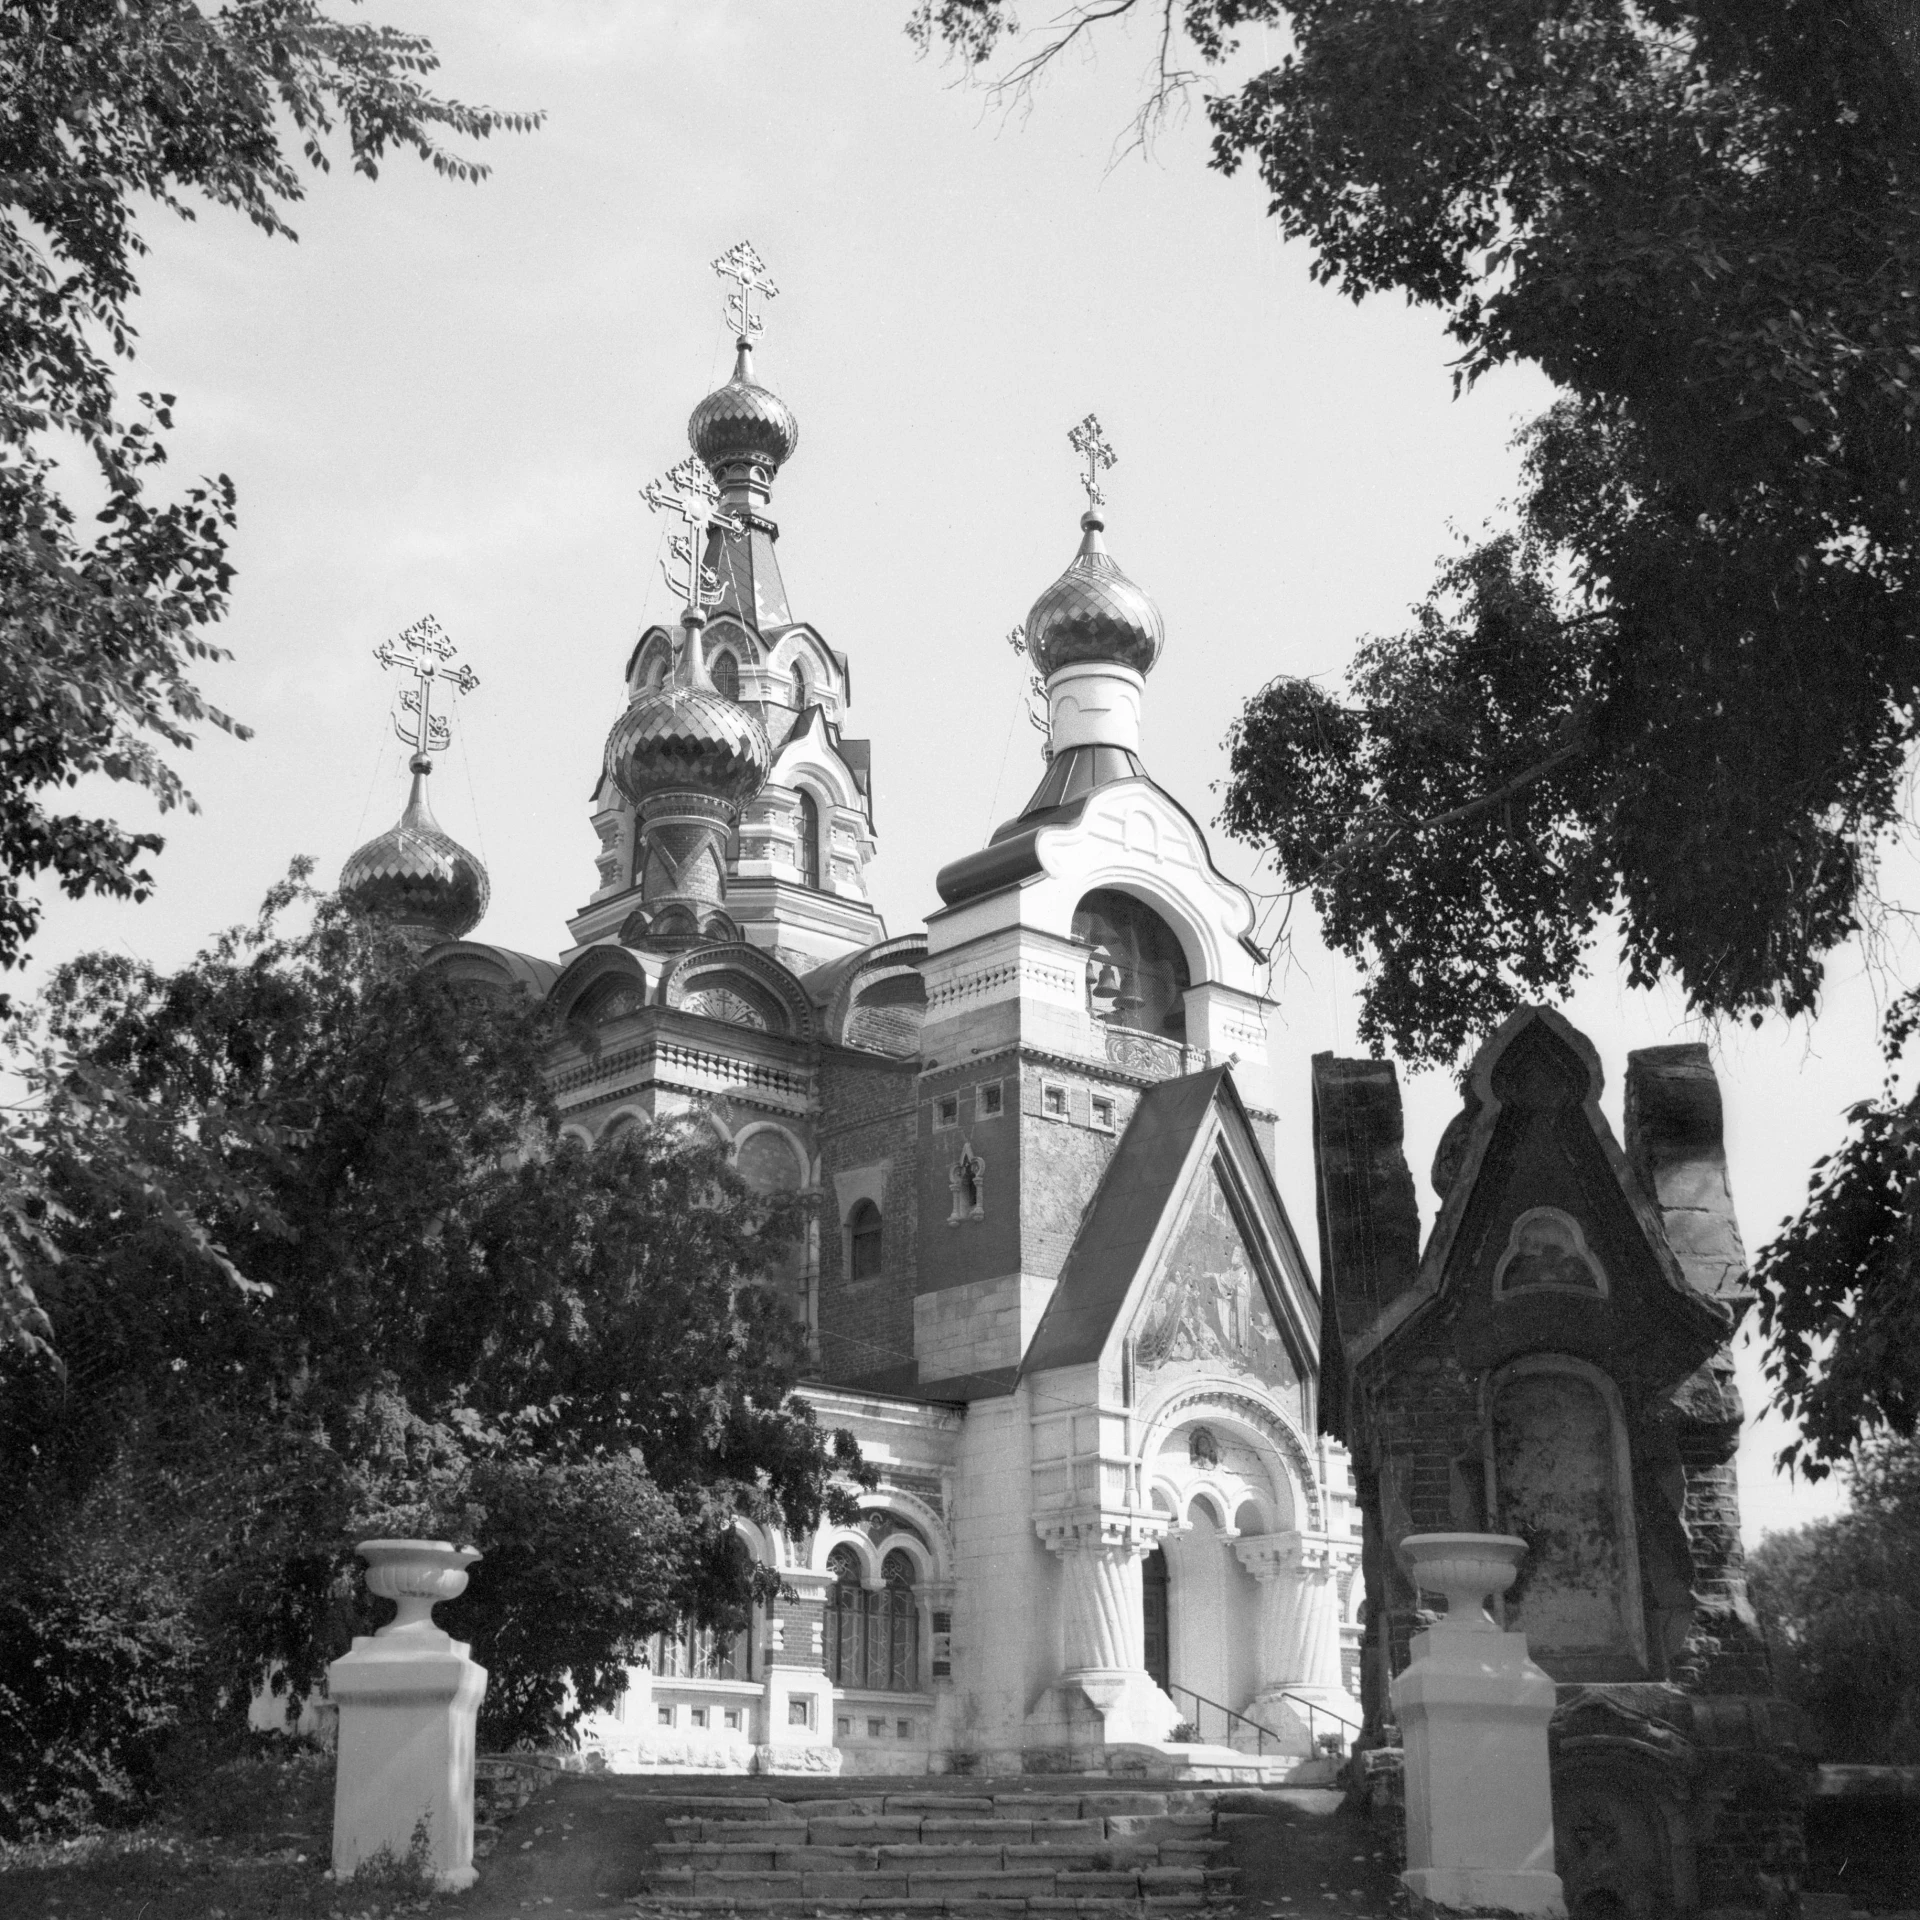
[640,1787,1240,1913]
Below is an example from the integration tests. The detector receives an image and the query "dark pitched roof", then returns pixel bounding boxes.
[1021,1066,1231,1375]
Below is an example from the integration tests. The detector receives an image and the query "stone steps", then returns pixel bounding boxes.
[637,1786,1240,1913]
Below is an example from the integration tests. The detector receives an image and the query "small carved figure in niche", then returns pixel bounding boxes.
[947,1141,986,1225]
[1494,1206,1608,1298]
[1188,1426,1221,1469]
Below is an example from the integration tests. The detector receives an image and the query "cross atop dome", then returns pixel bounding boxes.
[644,456,741,621]
[374,614,479,767]
[340,614,488,944]
[712,239,779,346]
[1068,413,1116,515]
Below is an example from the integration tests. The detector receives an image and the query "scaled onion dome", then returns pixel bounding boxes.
[1024,510,1165,679]
[604,624,772,811]
[687,339,799,476]
[339,756,489,942]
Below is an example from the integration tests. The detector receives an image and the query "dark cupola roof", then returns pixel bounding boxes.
[604,616,772,812]
[339,756,489,943]
[1024,511,1164,680]
[688,340,799,479]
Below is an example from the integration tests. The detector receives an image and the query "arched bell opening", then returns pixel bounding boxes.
[1072,887,1191,1042]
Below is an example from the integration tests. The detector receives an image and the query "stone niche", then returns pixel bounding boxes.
[1312,1007,1807,1920]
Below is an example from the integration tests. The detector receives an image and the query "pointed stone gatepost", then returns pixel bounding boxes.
[1390,1534,1565,1918]
[329,1540,488,1891]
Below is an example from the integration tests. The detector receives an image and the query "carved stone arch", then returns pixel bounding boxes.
[769,738,864,816]
[768,622,841,700]
[703,616,762,668]
[731,1119,811,1195]
[1138,1383,1323,1535]
[731,1514,778,1574]
[828,934,928,1058]
[659,943,814,1040]
[557,1122,595,1149]
[857,1486,951,1581]
[1065,869,1217,996]
[623,624,678,695]
[812,1523,882,1587]
[598,1105,649,1143]
[548,946,652,1030]
[1183,1477,1238,1533]
[419,940,558,1003]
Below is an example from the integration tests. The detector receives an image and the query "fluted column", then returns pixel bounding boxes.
[1035,1508,1174,1745]
[1236,1530,1363,1754]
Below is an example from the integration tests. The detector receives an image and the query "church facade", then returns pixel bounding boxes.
[340,252,1363,1780]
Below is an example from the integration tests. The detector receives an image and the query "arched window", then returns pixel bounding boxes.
[790,663,808,710]
[849,1199,883,1281]
[825,1542,920,1691]
[711,650,740,702]
[798,791,822,889]
[1073,888,1191,1041]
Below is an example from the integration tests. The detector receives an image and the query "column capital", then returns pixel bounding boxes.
[1035,1507,1170,1557]
[1235,1529,1360,1580]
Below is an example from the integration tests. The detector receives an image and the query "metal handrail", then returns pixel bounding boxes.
[1167,1681,1361,1758]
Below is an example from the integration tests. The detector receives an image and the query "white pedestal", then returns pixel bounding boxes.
[1391,1622,1565,1917]
[328,1631,488,1890]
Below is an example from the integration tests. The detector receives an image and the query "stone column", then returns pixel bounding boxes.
[757,1566,842,1775]
[328,1542,487,1892]
[1035,1509,1174,1745]
[1391,1533,1565,1917]
[1236,1530,1364,1755]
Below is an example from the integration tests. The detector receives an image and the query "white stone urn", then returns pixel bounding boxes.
[1399,1532,1527,1631]
[357,1539,480,1641]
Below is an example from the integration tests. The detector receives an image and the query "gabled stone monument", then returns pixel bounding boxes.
[1313,1008,1806,1919]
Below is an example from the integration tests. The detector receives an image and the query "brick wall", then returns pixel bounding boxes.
[815,1051,918,1390]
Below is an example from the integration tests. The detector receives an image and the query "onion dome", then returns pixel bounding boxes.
[339,756,489,942]
[1025,511,1165,679]
[688,340,799,477]
[604,622,772,810]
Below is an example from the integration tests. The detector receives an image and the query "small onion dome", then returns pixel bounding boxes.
[688,340,799,476]
[339,756,489,943]
[1025,511,1165,679]
[605,679,772,811]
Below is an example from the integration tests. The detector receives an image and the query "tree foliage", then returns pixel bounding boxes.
[1750,1434,1920,1761]
[0,876,863,1825]
[0,0,537,1363]
[0,0,537,994]
[916,0,1920,1464]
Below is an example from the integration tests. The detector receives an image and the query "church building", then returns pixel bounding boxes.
[338,245,1363,1780]
[337,251,1796,1918]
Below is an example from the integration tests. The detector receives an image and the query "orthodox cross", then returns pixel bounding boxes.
[373,615,477,756]
[712,239,778,343]
[1068,413,1116,511]
[643,456,741,612]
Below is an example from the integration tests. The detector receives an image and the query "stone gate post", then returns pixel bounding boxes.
[1390,1534,1565,1918]
[329,1540,487,1892]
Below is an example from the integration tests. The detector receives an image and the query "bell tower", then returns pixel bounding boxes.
[568,244,884,972]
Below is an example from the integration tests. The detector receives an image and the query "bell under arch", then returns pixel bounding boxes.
[1072,886,1191,1041]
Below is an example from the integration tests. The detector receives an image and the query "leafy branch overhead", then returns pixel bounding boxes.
[0,0,540,1004]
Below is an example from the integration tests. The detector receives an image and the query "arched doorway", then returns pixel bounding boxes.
[1142,1547,1170,1694]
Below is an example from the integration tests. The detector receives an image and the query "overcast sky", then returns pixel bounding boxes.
[32,1,1893,1541]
